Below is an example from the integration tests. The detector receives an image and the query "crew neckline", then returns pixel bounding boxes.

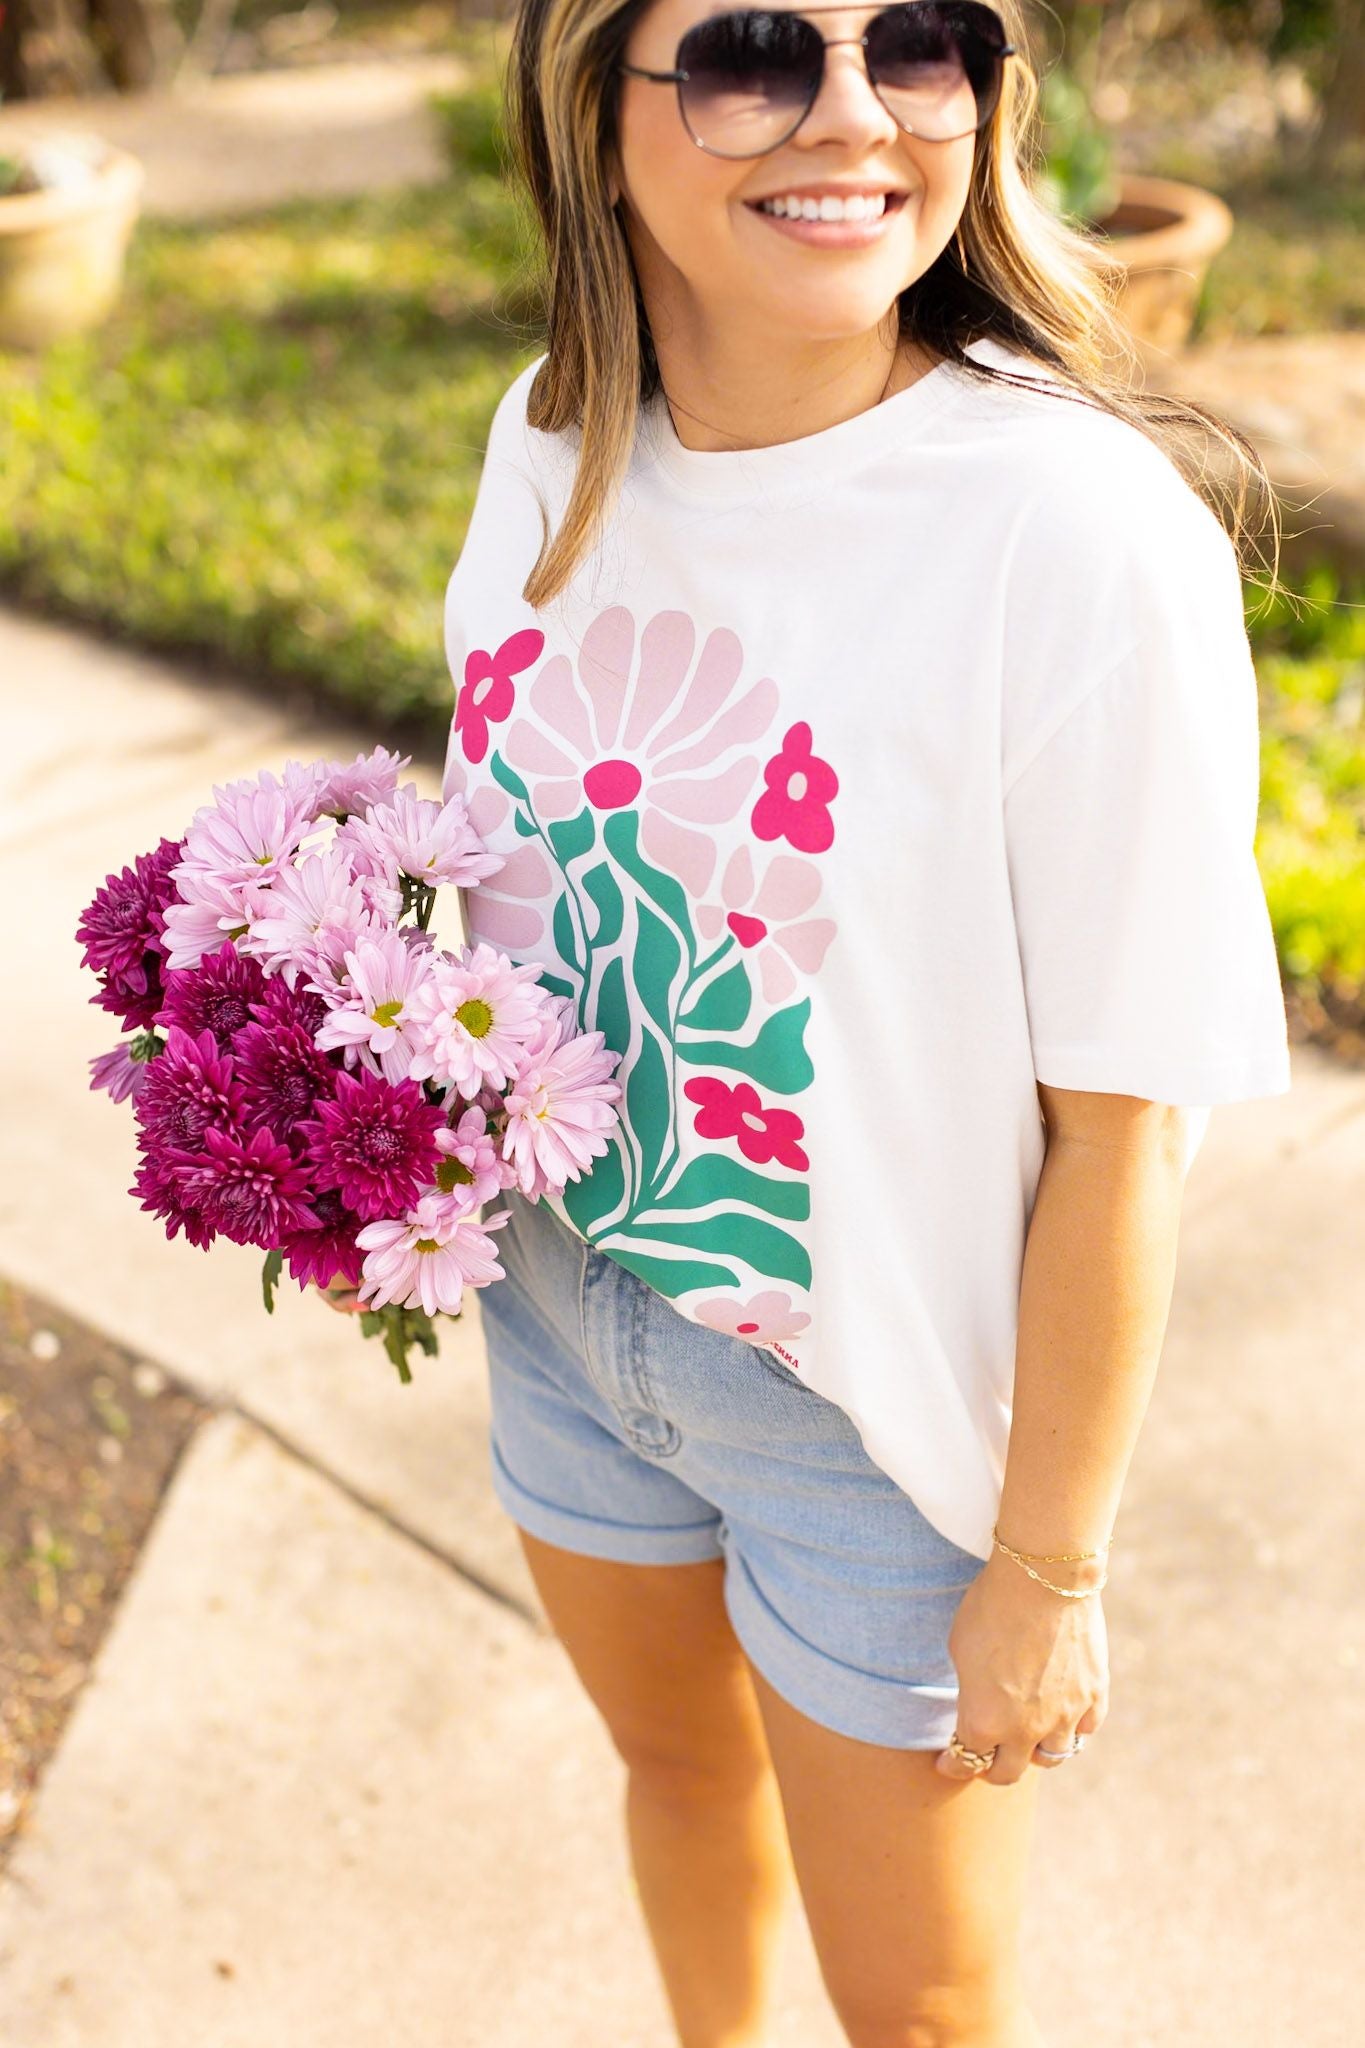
[637,335,1011,502]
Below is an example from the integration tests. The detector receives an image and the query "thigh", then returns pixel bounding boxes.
[747,1660,1042,2038]
[516,1530,773,1789]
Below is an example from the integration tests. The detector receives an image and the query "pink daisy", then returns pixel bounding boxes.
[356,1195,511,1316]
[405,942,548,1093]
[314,747,412,822]
[432,1106,503,1211]
[500,1018,623,1199]
[312,930,437,1084]
[340,787,503,892]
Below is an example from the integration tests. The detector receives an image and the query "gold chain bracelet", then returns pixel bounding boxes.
[991,1524,1112,1599]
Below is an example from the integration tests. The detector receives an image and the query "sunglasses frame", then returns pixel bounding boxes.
[619,2,1016,160]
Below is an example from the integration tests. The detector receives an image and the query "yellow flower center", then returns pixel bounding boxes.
[414,1237,443,1255]
[455,997,493,1038]
[435,1158,474,1192]
[370,999,404,1028]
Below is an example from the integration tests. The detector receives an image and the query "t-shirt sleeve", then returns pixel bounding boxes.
[1000,469,1292,1110]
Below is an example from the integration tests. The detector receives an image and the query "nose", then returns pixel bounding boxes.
[794,36,901,148]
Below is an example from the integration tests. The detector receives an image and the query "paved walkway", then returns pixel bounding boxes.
[0,597,1362,2045]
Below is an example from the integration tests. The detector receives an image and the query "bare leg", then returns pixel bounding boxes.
[516,1529,797,2048]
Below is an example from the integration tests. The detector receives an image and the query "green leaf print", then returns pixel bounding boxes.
[626,1019,672,1204]
[561,1134,627,1238]
[593,1244,741,1296]
[552,893,582,980]
[647,1153,810,1224]
[626,1211,812,1291]
[633,900,683,1038]
[680,997,814,1095]
[679,958,751,1033]
[547,807,595,868]
[489,754,531,805]
[603,810,691,933]
[582,861,624,949]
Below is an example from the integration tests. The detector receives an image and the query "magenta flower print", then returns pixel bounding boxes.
[694,1292,812,1344]
[502,606,780,896]
[696,845,837,1006]
[455,628,545,765]
[751,722,838,855]
[683,1075,809,1172]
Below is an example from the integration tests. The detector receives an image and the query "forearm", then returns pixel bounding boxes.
[994,1118,1190,1585]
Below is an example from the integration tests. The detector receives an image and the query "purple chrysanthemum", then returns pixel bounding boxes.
[133,1024,245,1158]
[76,836,186,1031]
[234,1015,338,1140]
[155,941,268,1052]
[129,1148,217,1250]
[279,1185,366,1289]
[298,1067,445,1223]
[247,973,330,1038]
[173,1123,319,1249]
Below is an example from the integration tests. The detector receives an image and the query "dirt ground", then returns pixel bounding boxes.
[0,1279,211,1867]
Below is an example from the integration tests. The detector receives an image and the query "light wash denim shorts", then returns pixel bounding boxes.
[477,1188,985,1749]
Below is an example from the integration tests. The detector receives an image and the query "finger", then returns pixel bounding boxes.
[934,1725,1000,1781]
[1031,1728,1081,1769]
[983,1739,1035,1786]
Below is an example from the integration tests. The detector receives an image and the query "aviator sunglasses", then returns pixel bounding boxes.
[619,2,1016,159]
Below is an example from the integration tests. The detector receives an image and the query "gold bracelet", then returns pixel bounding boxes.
[991,1522,1112,1563]
[992,1532,1109,1599]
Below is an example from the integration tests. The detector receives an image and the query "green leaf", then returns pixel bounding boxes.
[633,899,682,1038]
[582,860,624,949]
[261,1247,283,1314]
[679,957,749,1032]
[595,952,631,1060]
[649,1152,810,1223]
[626,1019,672,1202]
[596,1244,741,1297]
[490,753,531,804]
[603,809,691,937]
[547,806,595,867]
[513,811,537,838]
[552,891,581,977]
[680,997,814,1095]
[626,1210,811,1289]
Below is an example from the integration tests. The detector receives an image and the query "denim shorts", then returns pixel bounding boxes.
[477,1188,986,1749]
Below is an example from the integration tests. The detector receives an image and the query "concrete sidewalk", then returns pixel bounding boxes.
[0,599,1362,2045]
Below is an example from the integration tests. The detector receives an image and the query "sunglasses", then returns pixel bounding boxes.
[619,3,1015,160]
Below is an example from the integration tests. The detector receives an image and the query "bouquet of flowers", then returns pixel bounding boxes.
[75,748,623,1380]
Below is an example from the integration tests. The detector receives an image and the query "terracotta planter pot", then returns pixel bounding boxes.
[0,139,144,351]
[1091,172,1234,356]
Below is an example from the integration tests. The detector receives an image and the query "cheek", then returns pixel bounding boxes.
[617,100,745,267]
[906,138,976,246]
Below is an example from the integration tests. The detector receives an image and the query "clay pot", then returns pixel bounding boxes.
[1091,172,1234,356]
[0,136,144,350]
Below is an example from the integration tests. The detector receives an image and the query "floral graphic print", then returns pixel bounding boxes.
[446,605,838,1344]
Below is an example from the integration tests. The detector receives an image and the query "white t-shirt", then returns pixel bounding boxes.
[443,335,1292,1563]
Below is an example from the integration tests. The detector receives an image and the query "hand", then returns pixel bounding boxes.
[314,1273,367,1317]
[935,1549,1110,1785]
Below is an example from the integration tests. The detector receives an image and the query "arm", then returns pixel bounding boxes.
[936,1082,1193,1785]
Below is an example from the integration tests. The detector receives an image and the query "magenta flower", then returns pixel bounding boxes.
[694,1292,811,1344]
[312,930,437,1084]
[234,1013,337,1140]
[173,1123,319,1249]
[279,1185,367,1290]
[341,787,503,892]
[314,747,412,822]
[89,1041,152,1105]
[405,942,548,1093]
[75,836,184,1030]
[299,1067,445,1223]
[454,629,544,765]
[432,1106,503,1211]
[155,940,268,1052]
[356,1195,511,1316]
[134,1024,245,1157]
[129,1149,216,1250]
[683,1075,809,1172]
[750,722,839,855]
[500,1014,624,1199]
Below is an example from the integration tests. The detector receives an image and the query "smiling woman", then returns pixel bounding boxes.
[425,4,1297,2045]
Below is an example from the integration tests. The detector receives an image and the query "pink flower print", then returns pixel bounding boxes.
[694,1292,812,1345]
[696,845,837,1006]
[502,606,780,898]
[683,1075,809,1173]
[455,628,544,766]
[434,776,552,952]
[751,722,838,855]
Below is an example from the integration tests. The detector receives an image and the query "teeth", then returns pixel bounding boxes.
[759,192,888,222]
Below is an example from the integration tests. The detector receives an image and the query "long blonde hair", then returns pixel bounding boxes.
[502,0,1279,609]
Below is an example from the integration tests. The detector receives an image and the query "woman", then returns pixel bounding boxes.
[326,4,1292,2042]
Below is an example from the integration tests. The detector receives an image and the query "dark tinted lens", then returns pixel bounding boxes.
[865,1,1007,139]
[676,10,825,157]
